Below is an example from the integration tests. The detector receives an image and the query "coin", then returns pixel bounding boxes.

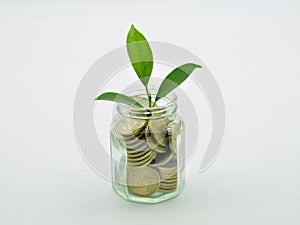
[159,182,178,193]
[125,137,148,150]
[147,141,168,154]
[126,144,155,166]
[151,150,174,166]
[147,119,168,147]
[160,172,178,179]
[127,166,160,196]
[127,149,151,158]
[114,117,147,140]
[127,154,154,166]
[158,158,177,171]
[159,182,178,189]
[146,129,168,153]
[159,172,178,180]
[127,150,153,162]
[167,121,181,154]
[159,174,178,188]
[157,187,177,193]
[126,147,150,156]
[160,173,178,182]
[158,170,178,178]
[156,158,178,180]
[130,122,147,138]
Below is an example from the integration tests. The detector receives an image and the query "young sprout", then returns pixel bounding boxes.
[95,25,202,107]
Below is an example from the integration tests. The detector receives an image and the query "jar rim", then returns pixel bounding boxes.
[117,87,178,119]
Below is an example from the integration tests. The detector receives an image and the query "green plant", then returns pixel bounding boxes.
[95,25,202,107]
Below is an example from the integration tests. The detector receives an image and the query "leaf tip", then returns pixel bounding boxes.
[191,63,202,69]
[94,95,101,101]
[129,24,137,33]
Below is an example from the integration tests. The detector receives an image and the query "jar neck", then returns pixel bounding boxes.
[117,88,177,120]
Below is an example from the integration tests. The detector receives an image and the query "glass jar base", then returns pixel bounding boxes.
[112,182,184,204]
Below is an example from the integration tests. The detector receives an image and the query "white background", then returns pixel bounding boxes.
[1,0,299,224]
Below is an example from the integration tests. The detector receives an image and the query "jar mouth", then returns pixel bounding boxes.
[117,87,177,119]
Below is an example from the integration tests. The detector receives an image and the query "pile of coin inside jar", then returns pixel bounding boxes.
[114,97,181,197]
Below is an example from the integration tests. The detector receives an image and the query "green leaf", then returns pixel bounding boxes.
[126,25,153,87]
[155,63,202,102]
[95,92,144,108]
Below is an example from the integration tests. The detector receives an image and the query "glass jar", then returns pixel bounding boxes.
[109,88,185,204]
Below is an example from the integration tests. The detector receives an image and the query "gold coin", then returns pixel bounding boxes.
[158,165,177,174]
[114,117,147,139]
[127,154,154,166]
[147,119,168,147]
[125,137,148,150]
[127,150,153,162]
[132,128,147,139]
[159,182,178,189]
[127,166,160,196]
[146,131,168,153]
[157,187,177,193]
[162,171,177,178]
[130,124,147,138]
[158,163,178,180]
[126,145,150,155]
[160,174,178,183]
[159,155,177,168]
[149,143,168,154]
[127,149,151,158]
[151,150,174,166]
[126,139,151,154]
[160,172,178,181]
[159,168,178,174]
[167,122,181,154]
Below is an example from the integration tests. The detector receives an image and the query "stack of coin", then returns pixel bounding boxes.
[145,115,178,193]
[126,135,155,166]
[156,158,178,193]
[114,117,154,166]
[113,97,182,196]
[167,121,181,154]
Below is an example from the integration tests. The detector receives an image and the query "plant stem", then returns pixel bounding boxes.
[145,85,151,107]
